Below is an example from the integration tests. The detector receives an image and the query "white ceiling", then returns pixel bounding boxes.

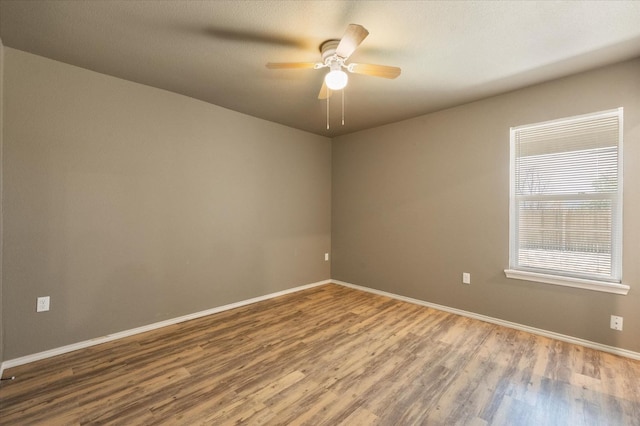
[1,0,639,137]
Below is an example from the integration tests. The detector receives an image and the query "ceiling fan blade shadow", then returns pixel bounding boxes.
[205,28,308,49]
[266,62,317,69]
[336,24,369,59]
[318,80,333,99]
[349,63,401,79]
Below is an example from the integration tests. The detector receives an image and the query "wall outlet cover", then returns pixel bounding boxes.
[610,315,623,331]
[37,296,50,312]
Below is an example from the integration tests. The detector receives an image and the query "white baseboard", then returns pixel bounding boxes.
[1,279,331,373]
[332,280,640,361]
[2,276,637,376]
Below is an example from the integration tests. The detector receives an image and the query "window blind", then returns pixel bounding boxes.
[510,108,623,283]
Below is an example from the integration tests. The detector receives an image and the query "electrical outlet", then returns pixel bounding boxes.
[36,296,50,312]
[610,315,623,331]
[325,253,329,261]
[462,273,471,285]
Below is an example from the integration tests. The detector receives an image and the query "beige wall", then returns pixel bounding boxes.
[2,48,331,359]
[332,58,640,353]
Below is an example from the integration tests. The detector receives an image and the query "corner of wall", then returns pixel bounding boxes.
[0,36,5,374]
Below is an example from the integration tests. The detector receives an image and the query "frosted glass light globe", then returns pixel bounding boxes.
[325,69,348,90]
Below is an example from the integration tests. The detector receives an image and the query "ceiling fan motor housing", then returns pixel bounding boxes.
[320,40,340,59]
[320,39,345,68]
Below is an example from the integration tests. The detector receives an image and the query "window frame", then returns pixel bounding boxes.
[504,108,628,295]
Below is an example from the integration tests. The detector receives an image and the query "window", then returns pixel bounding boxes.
[505,108,628,295]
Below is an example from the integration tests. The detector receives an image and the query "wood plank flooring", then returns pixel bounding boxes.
[1,284,639,425]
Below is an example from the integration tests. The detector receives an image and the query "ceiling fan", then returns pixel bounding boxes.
[266,24,401,100]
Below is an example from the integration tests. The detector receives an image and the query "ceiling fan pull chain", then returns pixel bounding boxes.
[342,89,345,126]
[326,86,330,130]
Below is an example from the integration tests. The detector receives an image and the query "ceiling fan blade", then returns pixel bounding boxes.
[349,63,401,79]
[335,24,369,59]
[207,28,307,49]
[266,62,317,69]
[317,80,333,99]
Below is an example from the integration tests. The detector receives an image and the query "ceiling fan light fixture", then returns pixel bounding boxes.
[325,69,348,90]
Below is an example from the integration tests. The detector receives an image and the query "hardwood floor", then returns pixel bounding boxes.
[1,284,639,425]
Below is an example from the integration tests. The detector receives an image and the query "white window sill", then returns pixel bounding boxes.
[504,269,630,295]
